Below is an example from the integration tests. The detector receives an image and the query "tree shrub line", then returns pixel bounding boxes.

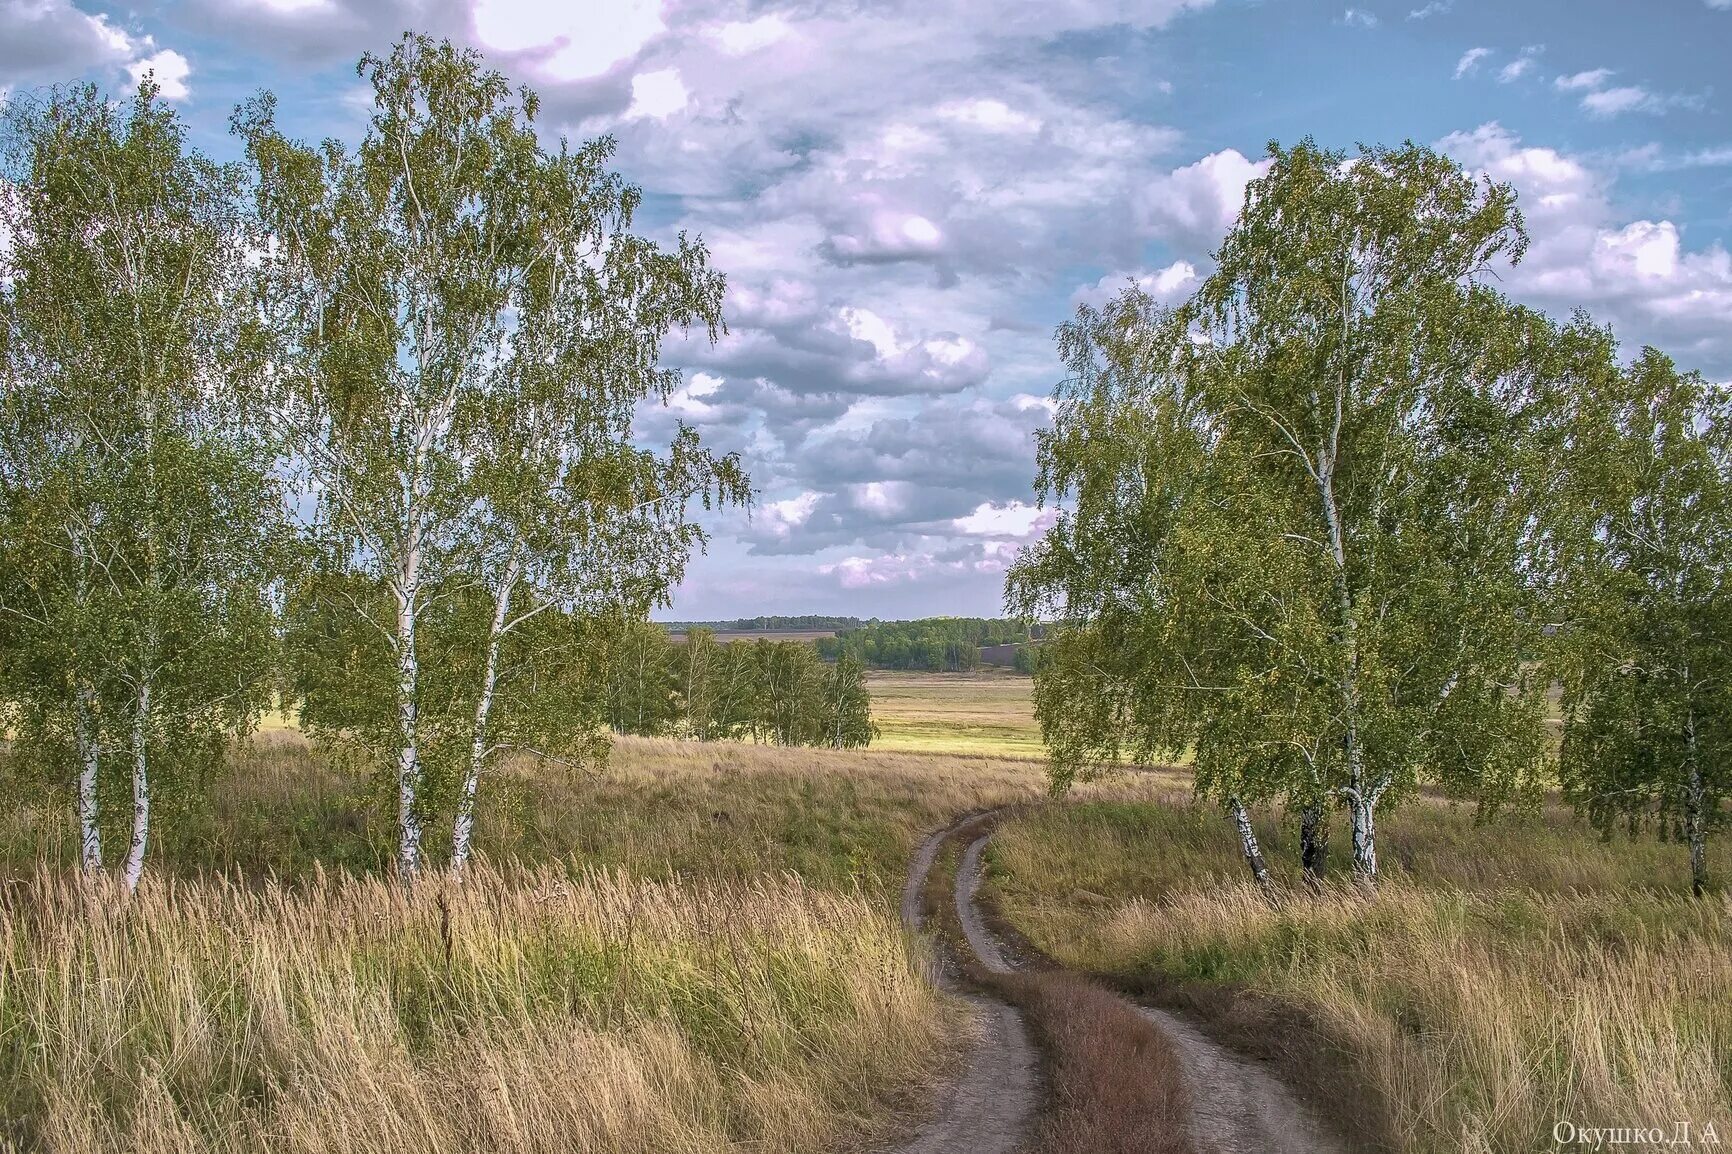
[815,617,1036,671]
[1009,141,1729,894]
[608,623,875,747]
[0,36,748,884]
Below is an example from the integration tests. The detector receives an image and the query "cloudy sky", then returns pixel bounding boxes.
[5,0,1729,619]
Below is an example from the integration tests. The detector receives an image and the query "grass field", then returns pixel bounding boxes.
[0,728,1060,1153]
[2,863,958,1154]
[865,671,1043,759]
[7,672,1729,1152]
[985,792,1732,1153]
[1,730,1051,889]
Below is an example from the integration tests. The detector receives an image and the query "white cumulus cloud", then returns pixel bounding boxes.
[128,48,190,100]
[627,68,687,119]
[1454,47,1491,78]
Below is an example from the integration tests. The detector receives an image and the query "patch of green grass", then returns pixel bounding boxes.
[864,671,1043,759]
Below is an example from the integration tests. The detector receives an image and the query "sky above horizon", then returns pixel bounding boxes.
[4,0,1729,620]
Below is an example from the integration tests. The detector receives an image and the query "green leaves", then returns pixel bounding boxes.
[1548,346,1731,891]
[0,81,287,878]
[1011,141,1560,875]
[240,35,748,874]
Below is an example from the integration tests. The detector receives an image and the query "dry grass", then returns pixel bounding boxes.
[0,861,958,1154]
[989,796,1732,1153]
[865,671,1043,759]
[0,731,1061,1152]
[1,731,1051,890]
[1003,971,1194,1154]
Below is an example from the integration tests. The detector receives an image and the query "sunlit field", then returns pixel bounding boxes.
[864,671,1044,759]
[986,792,1732,1153]
[248,669,1042,759]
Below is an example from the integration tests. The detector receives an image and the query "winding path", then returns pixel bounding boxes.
[890,815,1041,1154]
[891,808,1346,1154]
[952,828,1346,1154]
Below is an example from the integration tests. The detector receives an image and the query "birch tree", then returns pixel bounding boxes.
[1010,142,1557,886]
[818,652,876,749]
[241,35,743,879]
[0,82,282,889]
[603,616,679,737]
[679,627,721,739]
[1549,341,1731,896]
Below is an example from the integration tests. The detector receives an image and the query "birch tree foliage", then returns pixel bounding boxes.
[1009,141,1556,885]
[819,653,877,750]
[239,34,745,879]
[1549,341,1731,895]
[0,81,284,889]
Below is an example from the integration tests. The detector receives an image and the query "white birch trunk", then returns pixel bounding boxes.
[451,557,518,875]
[74,682,103,873]
[1230,798,1274,896]
[1320,454,1377,886]
[122,680,151,893]
[395,539,424,882]
[1347,790,1378,885]
[126,389,159,895]
[1684,698,1707,898]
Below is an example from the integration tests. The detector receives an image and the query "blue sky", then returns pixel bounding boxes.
[4,0,1729,619]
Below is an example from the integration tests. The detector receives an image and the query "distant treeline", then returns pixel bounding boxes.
[662,615,866,633]
[606,623,876,748]
[815,618,1043,672]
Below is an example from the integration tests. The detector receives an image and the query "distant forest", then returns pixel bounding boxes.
[659,616,1047,674]
[818,618,1041,672]
[662,615,866,632]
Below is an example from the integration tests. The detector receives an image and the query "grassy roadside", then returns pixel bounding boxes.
[1,732,1051,889]
[0,863,957,1153]
[0,732,1053,1154]
[986,796,1732,1153]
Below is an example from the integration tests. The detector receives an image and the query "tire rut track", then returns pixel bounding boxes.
[888,812,1040,1154]
[889,804,1348,1154]
[949,823,1347,1154]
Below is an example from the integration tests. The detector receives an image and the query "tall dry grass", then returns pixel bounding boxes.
[1,731,1052,889]
[991,799,1732,1153]
[0,861,956,1154]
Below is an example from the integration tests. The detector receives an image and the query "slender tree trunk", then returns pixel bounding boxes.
[395,542,423,882]
[1230,799,1275,897]
[452,559,518,875]
[122,680,151,893]
[1684,702,1708,898]
[1320,456,1375,885]
[74,682,103,873]
[125,396,159,894]
[1347,791,1378,886]
[1300,801,1329,886]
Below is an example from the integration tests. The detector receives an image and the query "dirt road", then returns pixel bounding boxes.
[890,816,1041,1154]
[893,811,1345,1154]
